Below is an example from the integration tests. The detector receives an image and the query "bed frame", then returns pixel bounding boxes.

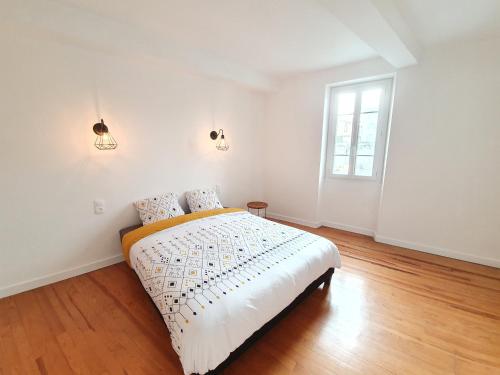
[118,224,335,375]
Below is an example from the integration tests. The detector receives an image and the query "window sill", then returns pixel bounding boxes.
[325,174,380,182]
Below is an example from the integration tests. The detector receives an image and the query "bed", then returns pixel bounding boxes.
[120,208,341,374]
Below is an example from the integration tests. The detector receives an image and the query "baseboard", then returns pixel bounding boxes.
[267,212,499,268]
[4,227,495,299]
[0,254,124,299]
[266,212,374,236]
[320,221,375,236]
[266,212,321,228]
[374,234,500,268]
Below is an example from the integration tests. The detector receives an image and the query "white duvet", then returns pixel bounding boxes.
[130,210,341,374]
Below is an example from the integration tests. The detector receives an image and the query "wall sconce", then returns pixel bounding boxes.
[93,119,117,150]
[209,128,229,151]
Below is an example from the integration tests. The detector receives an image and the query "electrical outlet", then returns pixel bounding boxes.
[94,200,105,214]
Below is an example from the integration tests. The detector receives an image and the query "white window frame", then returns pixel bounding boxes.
[325,77,393,181]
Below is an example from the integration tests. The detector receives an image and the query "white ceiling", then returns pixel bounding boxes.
[396,0,500,46]
[58,0,377,77]
[3,0,500,89]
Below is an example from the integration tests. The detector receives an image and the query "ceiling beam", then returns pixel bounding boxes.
[319,0,420,68]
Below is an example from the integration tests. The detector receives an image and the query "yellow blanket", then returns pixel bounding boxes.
[121,207,244,266]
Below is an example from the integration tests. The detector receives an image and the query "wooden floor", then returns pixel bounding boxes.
[1,223,499,375]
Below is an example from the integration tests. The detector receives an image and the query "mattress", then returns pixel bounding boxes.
[126,209,341,374]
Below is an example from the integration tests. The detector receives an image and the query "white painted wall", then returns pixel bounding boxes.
[1,23,498,300]
[264,58,394,230]
[264,38,500,267]
[0,31,265,296]
[376,38,500,266]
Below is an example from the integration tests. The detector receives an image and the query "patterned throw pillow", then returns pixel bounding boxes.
[186,188,223,213]
[134,193,185,225]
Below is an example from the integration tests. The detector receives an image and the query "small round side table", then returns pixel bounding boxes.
[247,201,268,218]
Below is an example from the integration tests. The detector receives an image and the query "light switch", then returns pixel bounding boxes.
[94,200,105,214]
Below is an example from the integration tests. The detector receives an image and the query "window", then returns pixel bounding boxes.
[325,78,393,179]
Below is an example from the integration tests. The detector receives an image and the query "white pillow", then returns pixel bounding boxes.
[134,192,185,225]
[186,188,223,213]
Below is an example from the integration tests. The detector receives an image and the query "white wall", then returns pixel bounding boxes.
[264,38,500,267]
[376,38,500,265]
[0,30,265,296]
[264,58,394,229]
[1,27,498,299]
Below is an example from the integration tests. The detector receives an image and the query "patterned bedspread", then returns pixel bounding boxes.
[130,210,341,374]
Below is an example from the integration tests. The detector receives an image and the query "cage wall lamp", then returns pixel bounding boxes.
[209,128,229,151]
[93,119,117,150]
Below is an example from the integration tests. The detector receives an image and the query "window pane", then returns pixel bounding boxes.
[333,156,349,175]
[357,112,378,156]
[334,114,353,155]
[355,156,374,176]
[332,114,352,175]
[337,92,355,115]
[361,89,381,113]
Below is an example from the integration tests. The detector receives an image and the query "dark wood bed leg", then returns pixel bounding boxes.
[323,268,334,288]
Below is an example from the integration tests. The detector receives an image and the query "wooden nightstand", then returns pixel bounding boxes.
[247,201,268,218]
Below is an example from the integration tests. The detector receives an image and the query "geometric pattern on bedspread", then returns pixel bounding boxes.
[132,211,323,355]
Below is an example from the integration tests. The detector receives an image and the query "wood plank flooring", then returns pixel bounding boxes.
[1,222,499,374]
